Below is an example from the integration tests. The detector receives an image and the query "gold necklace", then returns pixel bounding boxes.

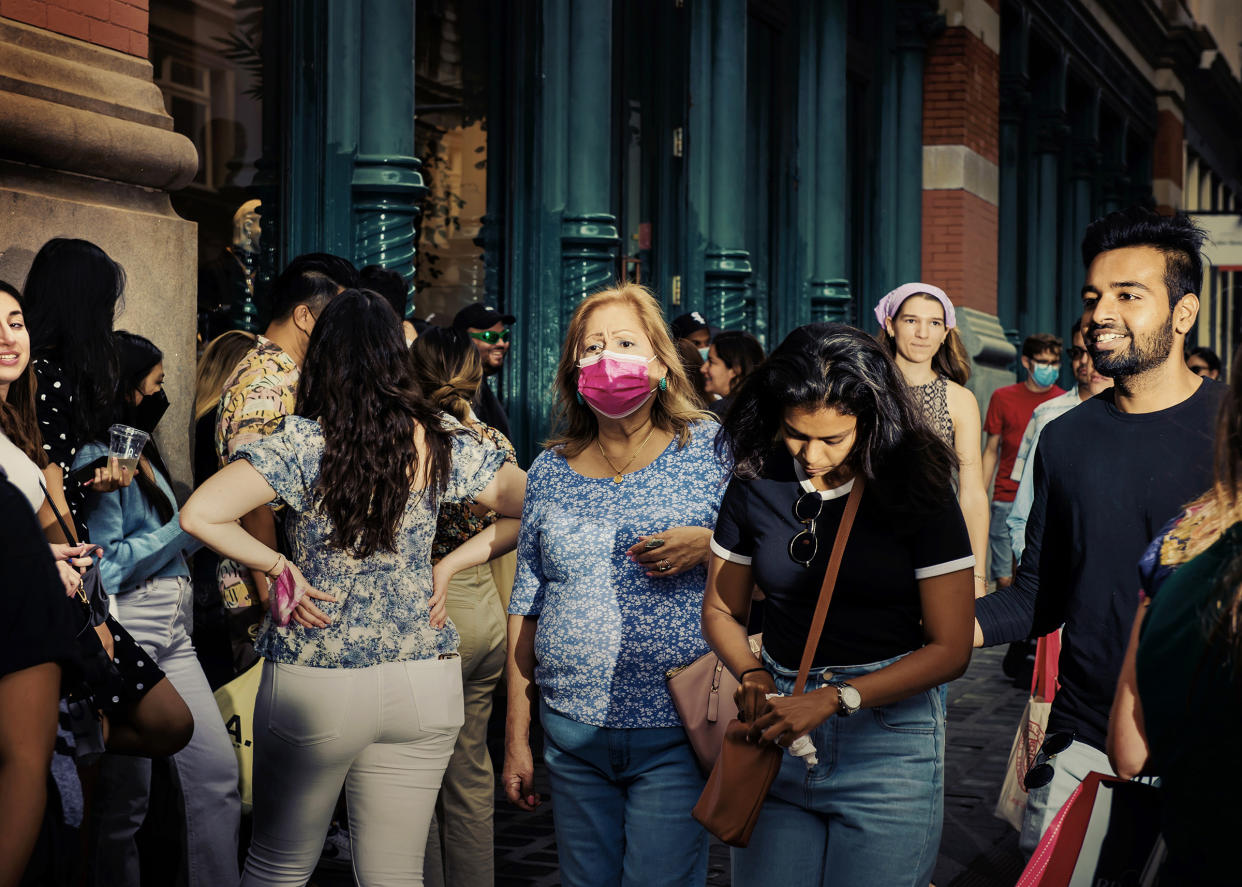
[596,424,657,484]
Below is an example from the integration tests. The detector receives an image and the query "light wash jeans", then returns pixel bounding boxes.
[91,576,241,887]
[539,699,709,887]
[241,656,463,887]
[732,651,945,887]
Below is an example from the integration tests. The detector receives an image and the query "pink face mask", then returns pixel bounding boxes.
[576,350,656,419]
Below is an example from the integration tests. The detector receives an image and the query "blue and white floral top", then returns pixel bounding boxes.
[510,420,731,728]
[236,414,506,668]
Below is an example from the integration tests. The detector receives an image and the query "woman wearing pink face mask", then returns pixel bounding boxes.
[503,284,731,887]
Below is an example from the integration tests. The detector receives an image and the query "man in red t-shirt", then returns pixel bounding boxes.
[982,333,1065,587]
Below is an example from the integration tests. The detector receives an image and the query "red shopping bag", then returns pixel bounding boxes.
[1017,771,1164,887]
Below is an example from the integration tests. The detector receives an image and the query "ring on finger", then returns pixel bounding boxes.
[657,559,672,572]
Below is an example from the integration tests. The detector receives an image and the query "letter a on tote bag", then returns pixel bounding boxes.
[213,662,262,813]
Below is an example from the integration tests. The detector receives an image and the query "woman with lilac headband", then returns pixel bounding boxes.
[876,283,989,597]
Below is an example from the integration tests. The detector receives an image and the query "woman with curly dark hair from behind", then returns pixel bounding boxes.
[702,322,975,887]
[180,290,527,886]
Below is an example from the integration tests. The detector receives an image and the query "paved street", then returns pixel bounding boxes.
[309,645,1030,887]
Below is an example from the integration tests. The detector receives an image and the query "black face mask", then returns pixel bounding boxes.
[131,388,169,434]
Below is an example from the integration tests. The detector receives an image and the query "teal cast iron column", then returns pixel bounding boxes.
[352,0,425,303]
[561,0,619,322]
[792,0,849,330]
[691,0,752,331]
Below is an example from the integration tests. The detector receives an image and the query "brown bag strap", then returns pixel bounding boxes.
[792,475,864,696]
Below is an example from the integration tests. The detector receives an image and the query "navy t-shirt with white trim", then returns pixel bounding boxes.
[711,454,974,669]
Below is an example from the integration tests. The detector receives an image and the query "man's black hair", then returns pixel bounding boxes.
[1186,345,1221,374]
[270,253,358,321]
[359,265,411,321]
[1080,207,1207,308]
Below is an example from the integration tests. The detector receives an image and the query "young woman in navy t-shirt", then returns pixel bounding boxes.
[703,322,975,886]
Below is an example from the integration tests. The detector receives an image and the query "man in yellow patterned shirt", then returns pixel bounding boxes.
[214,253,355,670]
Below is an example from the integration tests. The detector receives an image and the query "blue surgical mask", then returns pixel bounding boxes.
[698,347,710,362]
[1031,364,1059,387]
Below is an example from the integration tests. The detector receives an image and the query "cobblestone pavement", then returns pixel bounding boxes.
[311,646,1030,887]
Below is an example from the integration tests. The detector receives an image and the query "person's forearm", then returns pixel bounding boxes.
[974,583,1037,646]
[182,508,280,581]
[847,638,970,710]
[1107,602,1151,779]
[237,506,278,605]
[959,483,990,594]
[505,615,539,747]
[980,448,997,494]
[439,519,520,578]
[38,465,74,544]
[702,606,760,681]
[0,663,59,887]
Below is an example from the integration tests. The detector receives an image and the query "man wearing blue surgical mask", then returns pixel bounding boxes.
[980,334,1065,592]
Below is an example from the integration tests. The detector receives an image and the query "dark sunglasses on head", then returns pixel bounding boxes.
[1067,346,1087,360]
[1023,731,1075,790]
[469,329,511,345]
[789,490,824,567]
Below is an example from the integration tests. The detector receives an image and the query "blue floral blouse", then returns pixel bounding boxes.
[509,421,731,727]
[236,414,506,667]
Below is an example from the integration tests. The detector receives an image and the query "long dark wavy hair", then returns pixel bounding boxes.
[0,279,46,467]
[295,289,453,558]
[721,322,958,514]
[24,238,126,443]
[113,331,175,524]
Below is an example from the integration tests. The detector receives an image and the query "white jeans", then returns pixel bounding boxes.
[241,656,464,887]
[92,575,241,887]
[1019,738,1113,856]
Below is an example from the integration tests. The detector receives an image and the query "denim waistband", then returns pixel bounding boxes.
[761,648,912,687]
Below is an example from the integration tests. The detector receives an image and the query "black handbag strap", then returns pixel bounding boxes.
[39,479,80,546]
[793,476,865,696]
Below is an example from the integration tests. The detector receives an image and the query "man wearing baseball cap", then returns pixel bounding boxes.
[453,303,516,438]
[670,311,712,359]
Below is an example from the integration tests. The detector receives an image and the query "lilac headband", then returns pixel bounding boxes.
[873,282,957,330]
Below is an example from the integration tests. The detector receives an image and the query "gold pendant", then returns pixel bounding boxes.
[613,475,623,484]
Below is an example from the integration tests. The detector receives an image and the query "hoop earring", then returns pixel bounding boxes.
[658,376,668,392]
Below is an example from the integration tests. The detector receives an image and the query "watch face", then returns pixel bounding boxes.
[840,684,862,712]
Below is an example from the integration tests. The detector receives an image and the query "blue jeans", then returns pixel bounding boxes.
[733,651,945,887]
[539,699,709,887]
[989,499,1015,580]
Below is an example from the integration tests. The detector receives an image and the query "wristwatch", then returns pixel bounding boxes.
[830,681,861,717]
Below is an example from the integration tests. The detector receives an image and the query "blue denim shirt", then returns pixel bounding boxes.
[509,421,731,728]
[73,441,197,595]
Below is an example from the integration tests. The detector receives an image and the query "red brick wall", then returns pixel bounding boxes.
[1,0,148,56]
[923,27,1000,165]
[922,189,999,313]
[922,25,1000,315]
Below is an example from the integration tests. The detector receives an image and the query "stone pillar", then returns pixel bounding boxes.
[0,15,199,489]
[352,0,425,298]
[1152,67,1185,213]
[689,0,752,330]
[792,0,849,328]
[921,0,1013,402]
[561,0,619,321]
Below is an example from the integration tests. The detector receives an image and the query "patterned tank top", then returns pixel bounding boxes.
[911,376,955,447]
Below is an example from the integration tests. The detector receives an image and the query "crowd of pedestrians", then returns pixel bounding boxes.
[4,203,1240,887]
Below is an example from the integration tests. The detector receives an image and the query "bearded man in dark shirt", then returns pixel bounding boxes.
[973,207,1226,854]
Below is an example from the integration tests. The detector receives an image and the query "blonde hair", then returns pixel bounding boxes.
[409,326,484,423]
[195,330,258,420]
[545,283,712,456]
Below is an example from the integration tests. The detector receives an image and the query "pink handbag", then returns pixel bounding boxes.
[666,634,762,774]
[270,567,303,627]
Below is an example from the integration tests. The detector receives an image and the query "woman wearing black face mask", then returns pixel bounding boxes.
[73,331,242,887]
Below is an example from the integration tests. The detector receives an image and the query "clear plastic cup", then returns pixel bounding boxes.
[108,424,149,475]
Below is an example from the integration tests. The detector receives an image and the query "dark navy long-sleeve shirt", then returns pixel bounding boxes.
[975,380,1225,751]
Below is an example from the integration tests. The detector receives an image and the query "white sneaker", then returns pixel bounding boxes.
[320,822,352,869]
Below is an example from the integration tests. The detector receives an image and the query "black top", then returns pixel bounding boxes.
[1,474,80,680]
[712,454,973,668]
[472,377,511,440]
[194,412,219,488]
[33,357,91,540]
[976,380,1226,751]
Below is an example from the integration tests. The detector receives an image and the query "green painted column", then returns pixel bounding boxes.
[997,8,1030,353]
[352,0,424,301]
[893,3,937,285]
[691,0,752,331]
[791,0,849,331]
[561,0,619,324]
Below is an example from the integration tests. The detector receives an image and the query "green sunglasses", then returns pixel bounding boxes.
[469,329,511,344]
